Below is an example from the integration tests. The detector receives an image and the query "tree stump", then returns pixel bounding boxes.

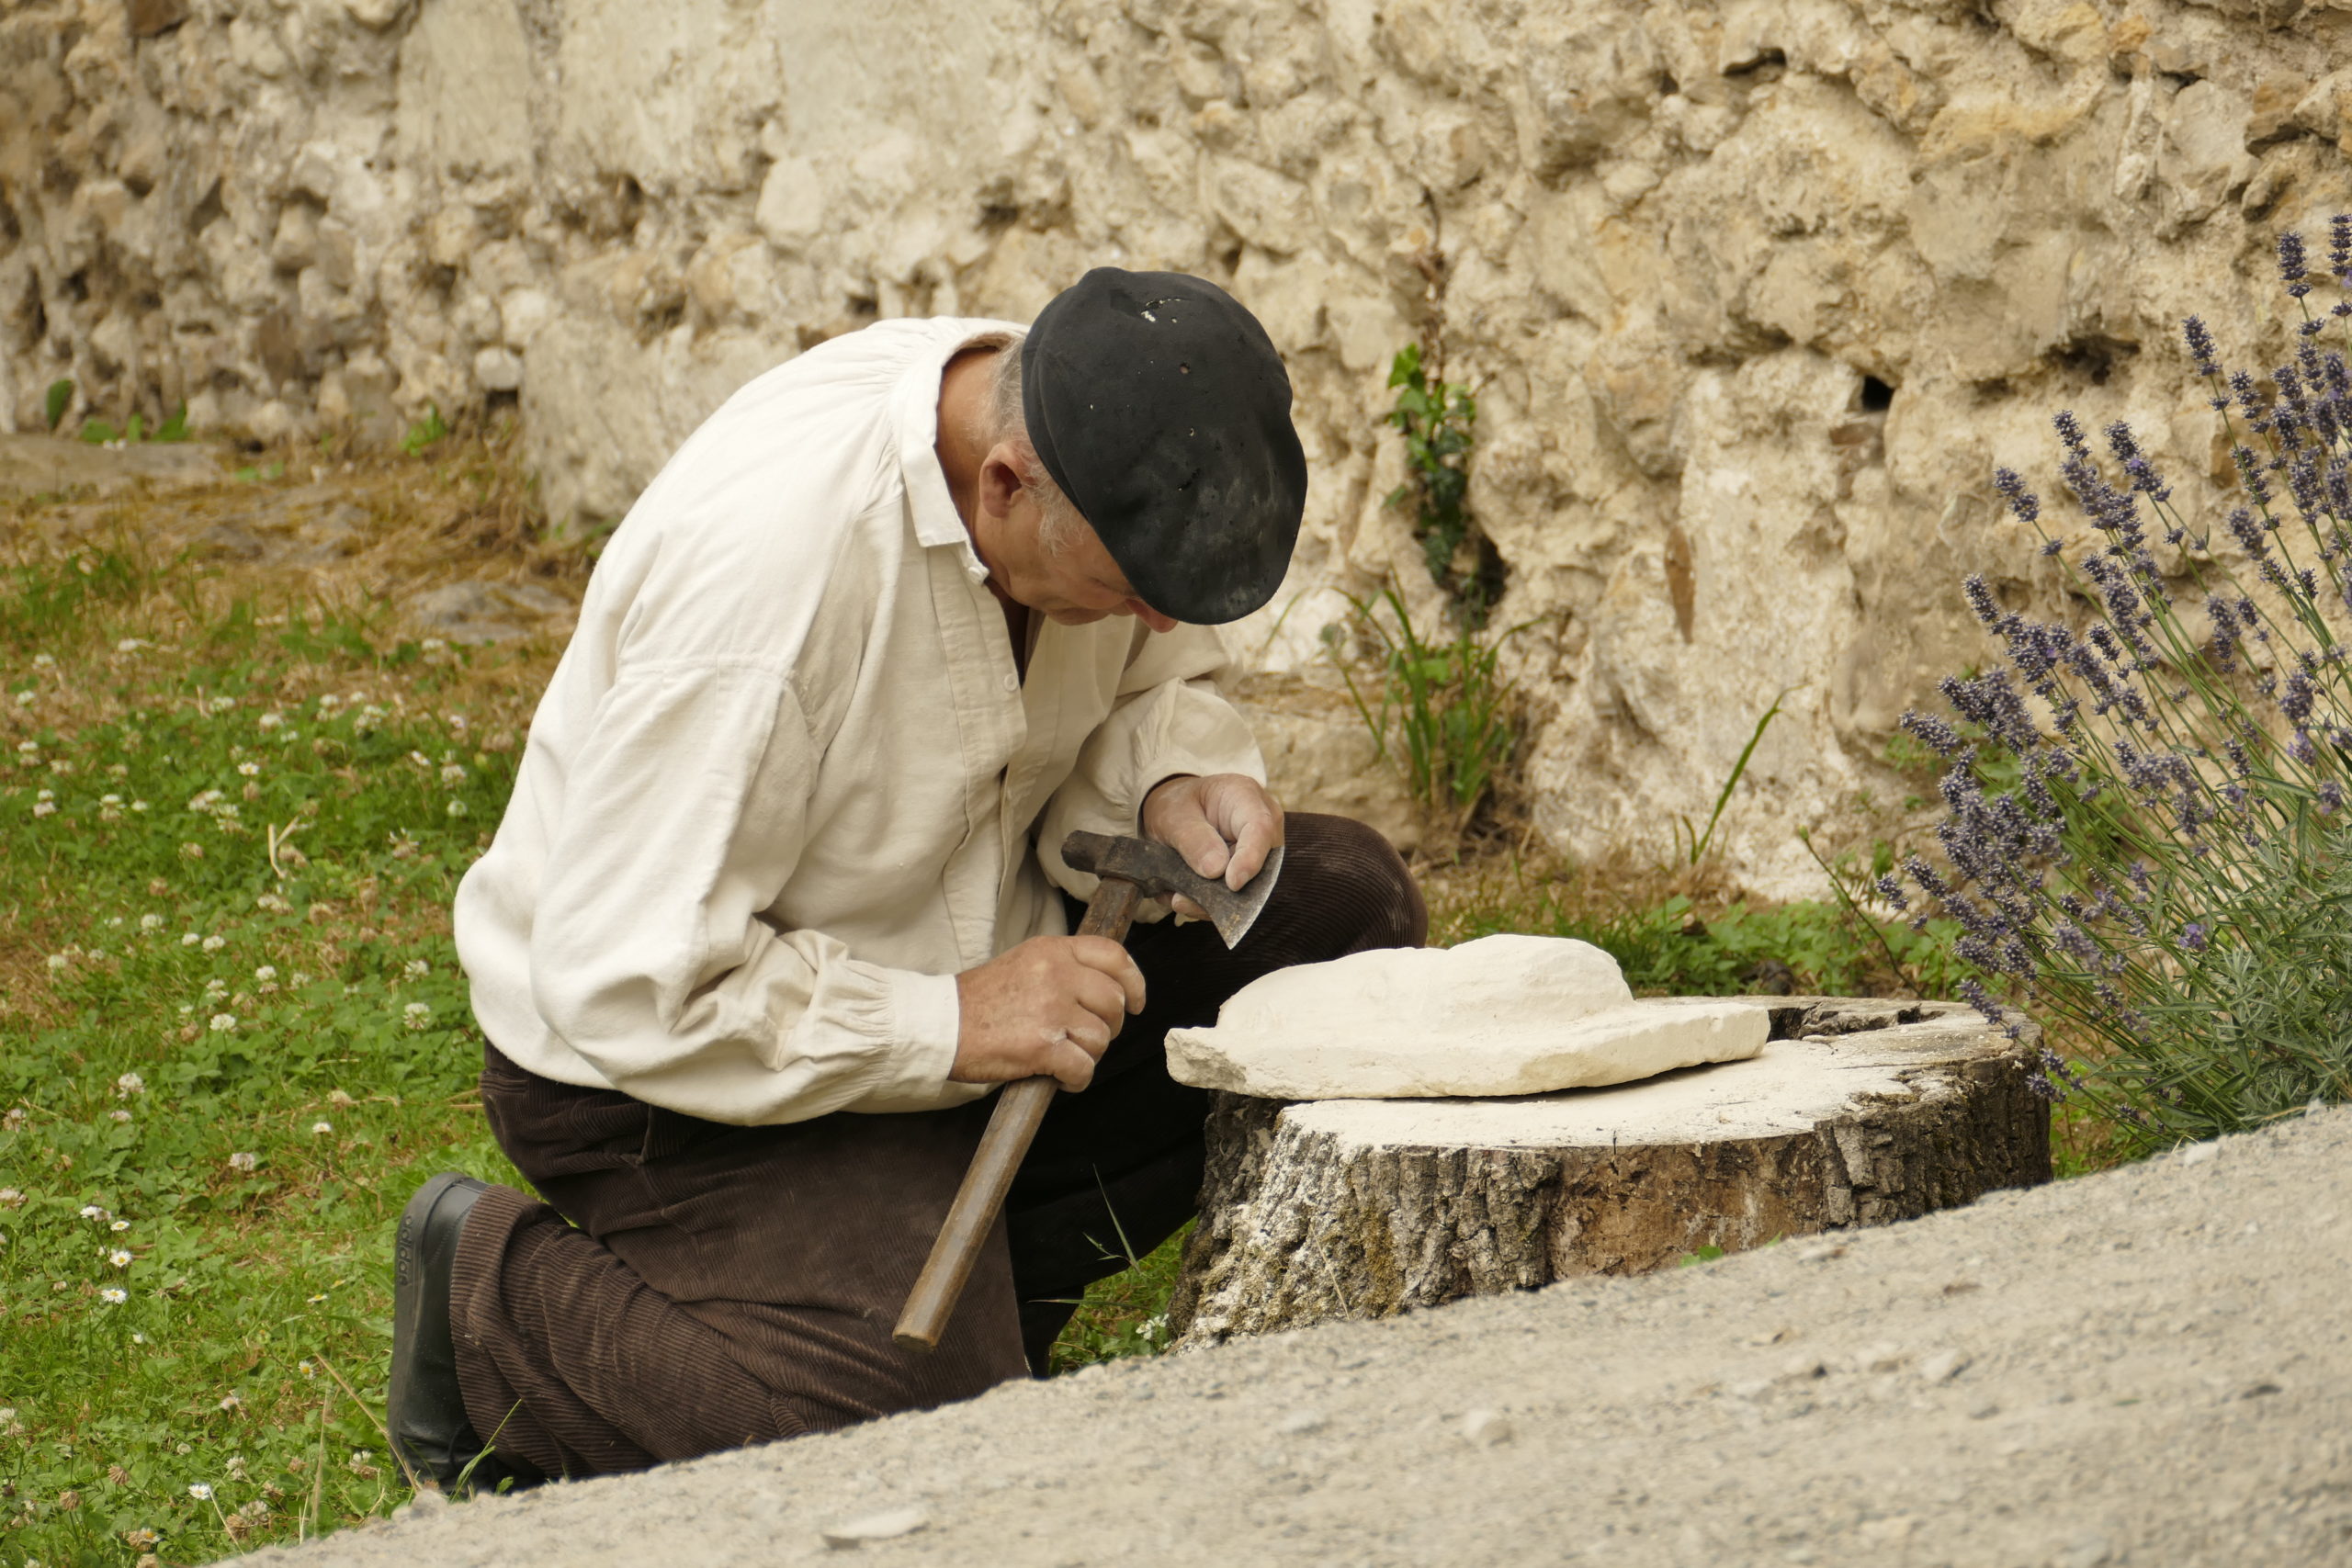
[1168,998,2051,1347]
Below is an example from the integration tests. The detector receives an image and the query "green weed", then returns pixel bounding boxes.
[1385,344,1499,622]
[1327,584,1531,830]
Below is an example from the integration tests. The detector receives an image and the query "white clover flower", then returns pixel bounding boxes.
[100,794,121,806]
[36,788,54,801]
[31,801,55,818]
[257,712,282,730]
[236,761,260,777]
[214,804,240,822]
[80,1204,107,1219]
[408,750,432,768]
[402,1001,432,1031]
[181,932,200,947]
[111,1219,130,1232]
[108,1249,131,1268]
[130,800,148,812]
[109,1110,131,1124]
[141,914,163,931]
[254,893,290,913]
[0,1189,22,1206]
[85,947,107,960]
[101,1287,128,1304]
[311,1120,333,1135]
[404,959,430,977]
[440,762,467,784]
[46,953,68,971]
[217,1393,240,1411]
[31,652,54,668]
[187,1482,211,1500]
[209,1013,236,1032]
[116,637,143,653]
[421,637,447,652]
[186,789,221,813]
[117,1072,144,1096]
[447,799,468,818]
[201,935,225,953]
[15,740,36,755]
[291,971,312,987]
[254,965,277,982]
[205,979,229,998]
[14,691,33,706]
[227,1152,258,1172]
[108,916,125,928]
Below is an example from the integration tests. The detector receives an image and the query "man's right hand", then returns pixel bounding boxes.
[951,936,1146,1091]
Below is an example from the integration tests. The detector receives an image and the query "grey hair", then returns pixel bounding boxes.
[980,336,1089,558]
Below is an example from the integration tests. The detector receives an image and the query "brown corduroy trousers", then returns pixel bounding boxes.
[448,813,1425,1480]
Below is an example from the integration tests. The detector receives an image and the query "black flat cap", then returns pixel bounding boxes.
[1021,267,1306,625]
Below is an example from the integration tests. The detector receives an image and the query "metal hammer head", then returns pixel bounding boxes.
[1061,830,1283,949]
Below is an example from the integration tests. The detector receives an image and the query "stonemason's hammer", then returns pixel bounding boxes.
[892,828,1284,1351]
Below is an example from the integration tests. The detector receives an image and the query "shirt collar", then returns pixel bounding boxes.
[894,322,1025,570]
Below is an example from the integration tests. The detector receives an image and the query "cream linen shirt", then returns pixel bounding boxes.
[452,317,1267,1126]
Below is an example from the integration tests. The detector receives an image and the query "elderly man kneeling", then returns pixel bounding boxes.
[387,269,1425,1488]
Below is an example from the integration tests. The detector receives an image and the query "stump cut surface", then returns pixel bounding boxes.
[1169,998,2050,1346]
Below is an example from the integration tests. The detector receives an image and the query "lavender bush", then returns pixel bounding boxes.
[1891,220,2352,1153]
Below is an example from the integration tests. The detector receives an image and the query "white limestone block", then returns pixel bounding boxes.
[1165,934,1769,1100]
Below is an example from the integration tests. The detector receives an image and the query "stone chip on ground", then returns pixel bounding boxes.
[1165,933,1767,1099]
[243,1109,2352,1568]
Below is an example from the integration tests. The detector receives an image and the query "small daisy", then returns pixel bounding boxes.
[111,1219,130,1232]
[80,1204,107,1220]
[299,1359,316,1378]
[108,1249,131,1268]
[312,1121,333,1134]
[236,761,260,777]
[101,1287,128,1304]
[187,1482,212,1500]
[218,1393,241,1412]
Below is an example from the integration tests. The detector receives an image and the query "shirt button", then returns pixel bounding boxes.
[1001,673,1019,693]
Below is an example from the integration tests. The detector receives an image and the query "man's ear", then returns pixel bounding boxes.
[977,444,1027,525]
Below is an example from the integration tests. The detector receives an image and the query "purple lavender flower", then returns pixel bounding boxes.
[1994,467,2041,526]
[2280,231,2313,298]
[2321,781,2345,816]
[2283,670,2317,726]
[1875,874,1908,912]
[2180,921,2209,952]
[2333,215,2352,276]
[2184,315,2221,377]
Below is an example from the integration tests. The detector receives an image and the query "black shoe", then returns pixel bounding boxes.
[390,1173,542,1495]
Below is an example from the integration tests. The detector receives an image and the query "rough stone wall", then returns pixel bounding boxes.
[9,0,2352,890]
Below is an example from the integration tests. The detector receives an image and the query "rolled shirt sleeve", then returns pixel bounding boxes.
[526,660,964,1125]
[1035,622,1267,903]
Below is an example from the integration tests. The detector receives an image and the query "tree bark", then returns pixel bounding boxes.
[1169,998,2052,1347]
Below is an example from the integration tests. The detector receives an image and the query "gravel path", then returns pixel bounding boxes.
[256,1109,2352,1568]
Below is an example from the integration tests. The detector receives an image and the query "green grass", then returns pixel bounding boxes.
[1,547,530,1563]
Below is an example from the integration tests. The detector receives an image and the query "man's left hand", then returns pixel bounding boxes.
[1140,773,1284,920]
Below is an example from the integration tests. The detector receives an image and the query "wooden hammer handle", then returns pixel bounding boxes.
[893,876,1143,1351]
